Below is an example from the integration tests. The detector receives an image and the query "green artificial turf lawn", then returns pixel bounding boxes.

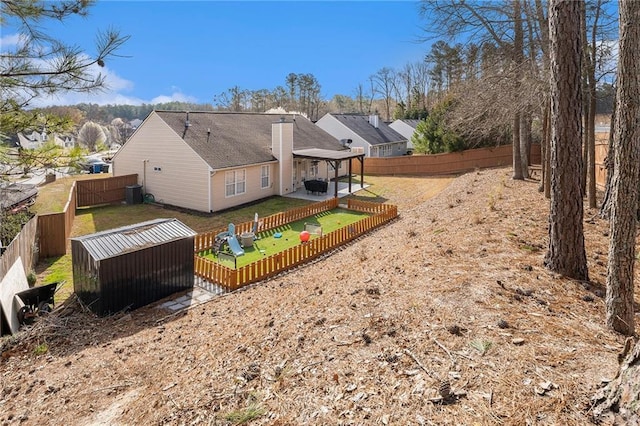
[199,208,369,268]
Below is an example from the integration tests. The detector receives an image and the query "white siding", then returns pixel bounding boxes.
[112,112,211,212]
[210,162,277,211]
[389,120,417,149]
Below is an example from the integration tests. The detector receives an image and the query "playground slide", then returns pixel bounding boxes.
[226,235,245,257]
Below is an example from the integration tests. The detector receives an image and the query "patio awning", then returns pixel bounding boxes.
[292,149,365,198]
[292,148,363,161]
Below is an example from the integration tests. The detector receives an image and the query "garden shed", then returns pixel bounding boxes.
[71,218,196,316]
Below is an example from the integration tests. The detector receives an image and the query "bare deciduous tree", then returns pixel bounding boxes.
[77,121,106,152]
[370,67,398,121]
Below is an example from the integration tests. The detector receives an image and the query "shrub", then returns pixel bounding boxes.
[412,97,464,154]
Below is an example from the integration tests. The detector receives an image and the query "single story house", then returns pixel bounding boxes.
[389,119,422,154]
[112,111,364,213]
[315,113,408,157]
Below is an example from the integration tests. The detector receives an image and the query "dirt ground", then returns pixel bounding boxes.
[0,167,635,425]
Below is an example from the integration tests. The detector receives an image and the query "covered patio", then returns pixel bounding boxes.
[288,148,365,201]
[285,180,369,201]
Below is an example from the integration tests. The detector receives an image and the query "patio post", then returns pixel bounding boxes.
[348,158,352,193]
[334,160,339,198]
[359,155,364,190]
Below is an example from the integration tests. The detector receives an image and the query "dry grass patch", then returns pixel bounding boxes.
[2,169,634,425]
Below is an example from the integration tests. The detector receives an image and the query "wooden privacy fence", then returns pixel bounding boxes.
[595,142,608,190]
[194,200,398,291]
[353,144,541,176]
[0,215,38,279]
[76,174,138,207]
[38,181,77,258]
[194,198,339,252]
[38,174,139,258]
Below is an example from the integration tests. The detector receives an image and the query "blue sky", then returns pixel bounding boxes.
[2,1,430,107]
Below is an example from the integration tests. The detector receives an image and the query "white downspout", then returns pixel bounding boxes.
[279,123,284,195]
[142,159,148,188]
[208,167,214,212]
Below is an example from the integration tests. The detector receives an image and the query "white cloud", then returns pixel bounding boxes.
[150,92,199,104]
[6,48,199,107]
[0,33,27,49]
[21,64,199,107]
[26,62,140,107]
[28,88,198,108]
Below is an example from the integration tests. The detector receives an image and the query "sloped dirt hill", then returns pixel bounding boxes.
[0,168,633,425]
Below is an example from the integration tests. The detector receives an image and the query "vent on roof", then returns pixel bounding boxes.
[368,114,379,128]
[185,112,191,128]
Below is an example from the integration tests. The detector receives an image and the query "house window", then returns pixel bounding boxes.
[225,169,246,197]
[379,145,392,157]
[261,165,270,189]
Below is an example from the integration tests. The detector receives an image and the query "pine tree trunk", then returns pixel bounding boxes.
[544,0,589,281]
[538,105,548,193]
[599,90,617,219]
[586,78,597,209]
[520,111,532,179]
[511,0,525,181]
[592,337,640,424]
[605,0,640,336]
[585,0,601,209]
[544,102,551,198]
[512,112,524,180]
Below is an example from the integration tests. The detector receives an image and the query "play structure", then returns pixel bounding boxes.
[212,214,261,260]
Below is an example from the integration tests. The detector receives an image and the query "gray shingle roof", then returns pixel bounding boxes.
[154,111,346,170]
[0,182,38,210]
[71,218,196,260]
[329,114,407,146]
[399,119,420,129]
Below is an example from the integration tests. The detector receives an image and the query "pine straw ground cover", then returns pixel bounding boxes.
[0,168,636,425]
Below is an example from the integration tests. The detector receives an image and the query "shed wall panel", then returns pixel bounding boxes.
[72,228,195,316]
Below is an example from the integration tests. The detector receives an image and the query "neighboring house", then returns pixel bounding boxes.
[112,111,364,213]
[17,130,46,150]
[129,118,143,129]
[389,119,421,154]
[56,135,75,148]
[315,113,408,157]
[16,130,75,149]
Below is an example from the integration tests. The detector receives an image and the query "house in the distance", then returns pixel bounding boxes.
[112,111,365,213]
[389,119,422,154]
[315,113,408,157]
[16,129,75,150]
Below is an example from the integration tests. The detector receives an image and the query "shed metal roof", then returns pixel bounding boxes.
[71,218,196,260]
